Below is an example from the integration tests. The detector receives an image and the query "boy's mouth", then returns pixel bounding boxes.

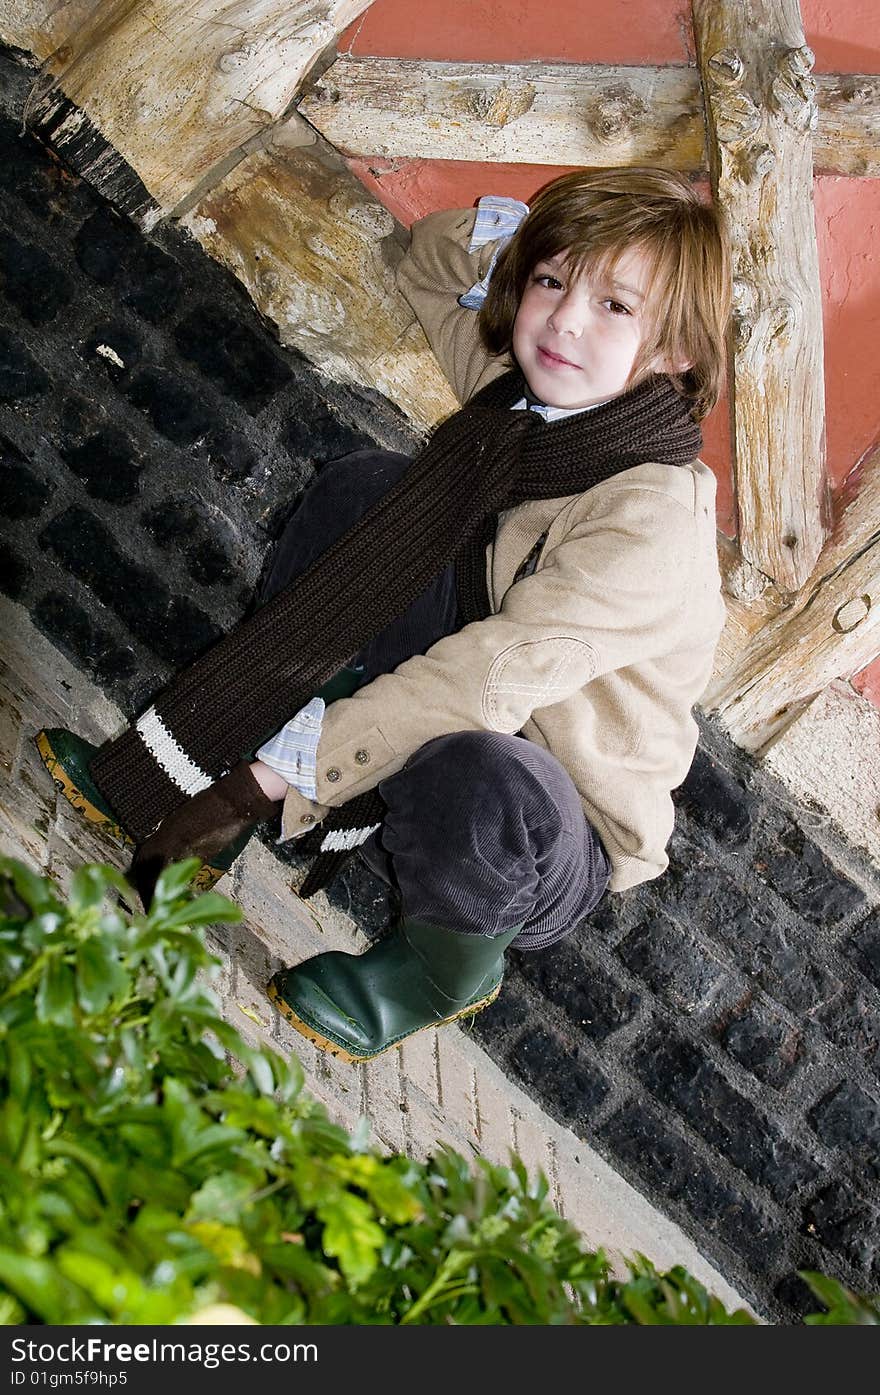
[537,345,580,370]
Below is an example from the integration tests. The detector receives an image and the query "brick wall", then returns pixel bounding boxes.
[2,46,878,1322]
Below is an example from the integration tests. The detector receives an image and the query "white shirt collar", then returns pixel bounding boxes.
[511,397,606,422]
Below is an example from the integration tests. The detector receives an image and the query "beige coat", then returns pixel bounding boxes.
[281,208,726,892]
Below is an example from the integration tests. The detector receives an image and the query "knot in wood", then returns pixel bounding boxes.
[833,596,871,633]
[713,89,761,146]
[708,48,744,86]
[748,143,776,181]
[771,47,818,131]
[217,48,251,74]
[473,81,536,128]
[592,86,641,142]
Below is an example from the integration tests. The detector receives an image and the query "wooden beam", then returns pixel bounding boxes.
[183,136,458,434]
[298,57,707,170]
[693,0,828,595]
[297,54,880,176]
[814,73,880,176]
[23,0,376,219]
[703,446,880,751]
[0,1,100,61]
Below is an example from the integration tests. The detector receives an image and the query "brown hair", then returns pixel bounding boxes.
[480,167,731,420]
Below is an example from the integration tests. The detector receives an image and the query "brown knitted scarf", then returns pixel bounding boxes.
[90,368,701,892]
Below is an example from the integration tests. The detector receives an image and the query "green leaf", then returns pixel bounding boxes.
[0,859,64,917]
[800,1270,880,1325]
[22,911,65,952]
[75,935,129,1014]
[317,1192,385,1288]
[187,1174,258,1226]
[0,1248,97,1324]
[35,956,75,1027]
[149,859,204,906]
[69,865,129,913]
[341,1156,422,1226]
[159,892,243,930]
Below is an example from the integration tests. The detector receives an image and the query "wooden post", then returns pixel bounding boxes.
[693,0,828,595]
[23,0,376,221]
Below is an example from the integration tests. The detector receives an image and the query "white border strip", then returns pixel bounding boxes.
[135,707,214,796]
[320,824,381,853]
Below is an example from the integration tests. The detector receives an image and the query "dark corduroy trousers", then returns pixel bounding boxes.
[262,450,611,950]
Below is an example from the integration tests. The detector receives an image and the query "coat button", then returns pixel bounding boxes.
[354,748,370,765]
[325,767,341,783]
[300,813,315,824]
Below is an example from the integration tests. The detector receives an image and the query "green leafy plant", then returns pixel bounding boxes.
[0,855,876,1326]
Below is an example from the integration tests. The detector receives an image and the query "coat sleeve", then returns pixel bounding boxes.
[396,207,513,403]
[279,483,700,835]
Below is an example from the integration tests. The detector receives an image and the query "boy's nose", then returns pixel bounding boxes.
[548,294,586,336]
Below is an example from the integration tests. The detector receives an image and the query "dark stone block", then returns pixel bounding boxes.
[662,842,753,932]
[0,547,30,600]
[511,1025,610,1125]
[472,981,532,1039]
[281,397,374,466]
[33,592,137,685]
[0,230,72,325]
[846,913,880,992]
[0,123,73,218]
[124,367,213,445]
[599,1100,783,1269]
[0,327,49,400]
[40,506,222,665]
[673,746,756,846]
[815,988,880,1068]
[757,947,843,1016]
[323,856,396,941]
[73,206,139,284]
[174,304,291,414]
[719,1006,805,1090]
[82,323,143,383]
[516,939,640,1040]
[805,1183,880,1279]
[809,1081,880,1177]
[666,855,845,1014]
[630,1029,821,1202]
[0,440,52,518]
[773,1271,828,1321]
[759,825,867,927]
[121,243,184,323]
[207,428,259,485]
[141,496,240,587]
[617,914,725,1013]
[59,429,144,503]
[61,394,106,440]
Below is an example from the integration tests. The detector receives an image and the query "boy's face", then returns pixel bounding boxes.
[512,245,657,410]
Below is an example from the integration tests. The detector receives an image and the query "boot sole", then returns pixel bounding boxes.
[36,731,228,894]
[266,978,502,1063]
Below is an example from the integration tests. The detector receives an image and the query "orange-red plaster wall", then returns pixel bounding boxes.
[339,0,880,693]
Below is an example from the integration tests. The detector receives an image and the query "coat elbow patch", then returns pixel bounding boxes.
[482,637,596,729]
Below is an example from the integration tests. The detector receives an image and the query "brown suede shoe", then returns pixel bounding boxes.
[130,761,280,911]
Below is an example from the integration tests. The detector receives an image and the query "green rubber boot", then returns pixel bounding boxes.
[267,918,523,1062]
[35,729,130,844]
